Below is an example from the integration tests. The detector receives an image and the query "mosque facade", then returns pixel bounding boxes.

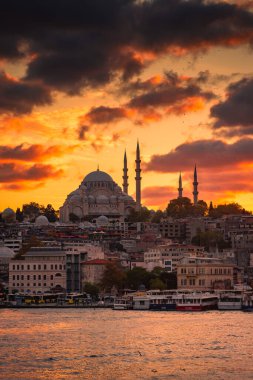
[59,142,142,222]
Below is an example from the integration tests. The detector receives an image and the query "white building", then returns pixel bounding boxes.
[9,247,66,294]
[144,243,206,272]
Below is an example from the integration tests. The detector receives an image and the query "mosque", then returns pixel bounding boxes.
[59,142,142,222]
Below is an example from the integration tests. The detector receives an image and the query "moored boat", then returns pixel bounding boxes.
[174,292,218,311]
[242,293,253,312]
[113,297,133,310]
[218,291,243,310]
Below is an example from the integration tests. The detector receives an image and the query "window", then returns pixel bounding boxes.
[50,275,53,280]
[17,265,20,270]
[13,265,15,270]
[44,283,46,286]
[44,275,46,280]
[59,265,62,270]
[27,275,30,280]
[38,283,41,287]
[33,265,36,270]
[27,283,30,287]
[33,283,36,286]
[27,265,30,270]
[33,275,36,280]
[21,275,24,280]
[51,265,53,270]
[17,275,20,280]
[38,265,41,270]
[38,275,41,280]
[44,265,47,270]
[55,265,57,270]
[21,265,24,270]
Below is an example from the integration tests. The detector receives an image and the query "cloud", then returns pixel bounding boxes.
[84,106,128,125]
[0,71,52,114]
[144,138,253,172]
[0,143,77,161]
[142,186,175,208]
[0,182,45,191]
[211,77,253,135]
[1,0,253,95]
[0,163,63,183]
[79,71,215,130]
[77,125,90,140]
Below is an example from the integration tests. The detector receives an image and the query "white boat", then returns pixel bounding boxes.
[113,297,132,310]
[218,291,243,310]
[146,290,177,311]
[174,292,218,311]
[242,293,253,312]
[132,292,150,310]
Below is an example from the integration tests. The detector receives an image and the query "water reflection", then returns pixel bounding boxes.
[0,309,252,379]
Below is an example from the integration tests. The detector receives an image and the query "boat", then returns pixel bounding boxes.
[242,293,253,312]
[147,290,177,311]
[217,291,243,310]
[132,292,150,310]
[174,292,218,311]
[113,297,133,310]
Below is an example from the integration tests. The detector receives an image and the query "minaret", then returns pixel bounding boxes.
[135,140,142,211]
[178,172,183,198]
[122,150,128,194]
[193,164,199,205]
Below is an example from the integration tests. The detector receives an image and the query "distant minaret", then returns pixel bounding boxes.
[122,150,128,194]
[135,140,142,211]
[178,172,183,198]
[193,164,199,205]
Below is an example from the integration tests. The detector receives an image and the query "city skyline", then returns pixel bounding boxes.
[1,0,253,212]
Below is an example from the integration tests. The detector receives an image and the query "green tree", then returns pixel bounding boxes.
[15,236,44,259]
[191,231,230,251]
[149,278,166,290]
[100,262,126,292]
[126,207,151,222]
[44,204,58,222]
[16,208,24,222]
[126,267,152,290]
[166,197,192,218]
[209,202,251,218]
[22,202,42,222]
[83,282,99,300]
[151,210,164,223]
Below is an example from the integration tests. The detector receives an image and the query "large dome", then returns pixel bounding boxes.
[83,169,113,183]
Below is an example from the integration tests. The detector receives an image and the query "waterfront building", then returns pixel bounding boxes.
[8,247,66,294]
[0,246,15,285]
[177,256,235,291]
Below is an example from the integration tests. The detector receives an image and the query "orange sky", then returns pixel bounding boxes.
[1,0,253,212]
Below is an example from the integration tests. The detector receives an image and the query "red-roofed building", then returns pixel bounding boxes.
[81,259,110,287]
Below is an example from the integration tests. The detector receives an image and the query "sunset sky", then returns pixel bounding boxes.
[1,0,253,212]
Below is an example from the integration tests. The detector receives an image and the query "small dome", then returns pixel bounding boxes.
[82,170,113,183]
[110,195,117,203]
[70,194,82,203]
[35,215,49,226]
[2,208,15,221]
[0,246,15,258]
[96,215,109,227]
[96,195,109,204]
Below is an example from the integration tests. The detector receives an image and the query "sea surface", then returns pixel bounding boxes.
[0,309,252,380]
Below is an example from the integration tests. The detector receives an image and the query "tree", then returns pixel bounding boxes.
[166,197,192,218]
[126,267,152,290]
[151,210,164,223]
[15,236,44,259]
[191,231,230,251]
[100,262,126,292]
[126,207,151,222]
[83,282,99,300]
[149,278,166,290]
[22,202,42,222]
[16,208,24,222]
[44,204,58,222]
[209,202,251,218]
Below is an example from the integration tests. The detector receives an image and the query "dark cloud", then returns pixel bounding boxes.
[85,106,127,124]
[0,143,76,161]
[0,163,63,182]
[0,0,253,94]
[144,138,253,172]
[211,77,253,135]
[78,125,90,140]
[0,71,52,114]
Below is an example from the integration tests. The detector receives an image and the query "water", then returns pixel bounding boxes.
[0,309,252,380]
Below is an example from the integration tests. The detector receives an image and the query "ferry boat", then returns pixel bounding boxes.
[132,292,150,310]
[147,290,177,311]
[242,293,253,312]
[217,291,243,310]
[113,297,133,310]
[175,292,218,311]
